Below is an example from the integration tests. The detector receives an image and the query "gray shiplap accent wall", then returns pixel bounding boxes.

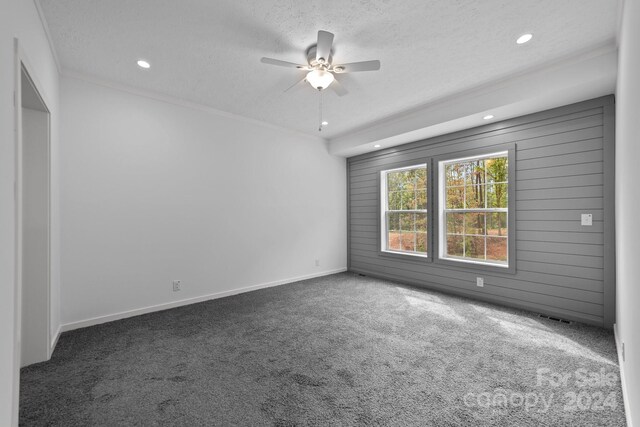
[347,96,615,327]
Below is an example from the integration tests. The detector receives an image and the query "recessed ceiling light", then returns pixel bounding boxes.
[516,33,533,45]
[374,144,381,148]
[137,59,151,69]
[321,121,329,126]
[483,115,494,120]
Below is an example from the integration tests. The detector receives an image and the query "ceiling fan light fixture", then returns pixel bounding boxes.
[306,69,335,90]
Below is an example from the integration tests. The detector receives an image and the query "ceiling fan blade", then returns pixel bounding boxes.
[284,76,308,93]
[316,30,334,63]
[333,60,381,73]
[261,57,309,70]
[330,79,348,97]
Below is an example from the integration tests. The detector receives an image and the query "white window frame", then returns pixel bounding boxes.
[438,151,509,268]
[380,163,428,258]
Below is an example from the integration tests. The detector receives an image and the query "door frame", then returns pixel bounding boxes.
[13,36,52,422]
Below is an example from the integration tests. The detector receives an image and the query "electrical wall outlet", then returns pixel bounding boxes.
[315,259,320,267]
[581,213,593,226]
[172,280,181,292]
[476,277,484,287]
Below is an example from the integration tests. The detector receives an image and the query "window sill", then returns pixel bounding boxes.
[435,256,515,274]
[379,250,432,262]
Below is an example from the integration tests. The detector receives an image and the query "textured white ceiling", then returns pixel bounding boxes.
[39,0,618,140]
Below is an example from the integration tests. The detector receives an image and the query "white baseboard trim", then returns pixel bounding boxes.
[60,268,347,333]
[614,323,634,427]
[49,324,62,358]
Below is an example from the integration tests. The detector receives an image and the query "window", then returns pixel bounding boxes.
[439,152,509,267]
[380,164,428,257]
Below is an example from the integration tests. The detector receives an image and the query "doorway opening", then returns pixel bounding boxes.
[18,63,51,367]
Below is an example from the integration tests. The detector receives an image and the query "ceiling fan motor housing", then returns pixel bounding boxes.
[307,46,332,68]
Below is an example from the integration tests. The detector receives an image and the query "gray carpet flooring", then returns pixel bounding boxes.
[20,272,626,426]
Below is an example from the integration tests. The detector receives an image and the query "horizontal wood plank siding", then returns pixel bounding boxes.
[347,96,615,327]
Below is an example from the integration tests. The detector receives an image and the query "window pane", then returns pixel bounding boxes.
[416,233,427,253]
[465,236,485,260]
[486,237,507,262]
[387,212,400,251]
[464,213,486,235]
[387,212,400,231]
[465,184,485,209]
[401,190,416,210]
[415,167,427,189]
[487,212,507,237]
[387,172,401,192]
[400,170,415,191]
[415,213,427,232]
[399,212,414,231]
[487,183,508,208]
[388,169,417,191]
[447,235,464,257]
[388,190,401,210]
[400,232,415,251]
[445,163,464,187]
[485,157,508,184]
[388,231,401,251]
[416,188,427,210]
[386,166,427,211]
[446,186,464,209]
[446,212,464,235]
[464,160,485,186]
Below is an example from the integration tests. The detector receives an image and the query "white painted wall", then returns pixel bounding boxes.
[0,1,60,425]
[59,76,347,327]
[616,0,640,425]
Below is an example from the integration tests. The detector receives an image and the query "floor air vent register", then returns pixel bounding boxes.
[538,314,572,324]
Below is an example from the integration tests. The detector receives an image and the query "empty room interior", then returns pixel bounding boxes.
[2,0,640,425]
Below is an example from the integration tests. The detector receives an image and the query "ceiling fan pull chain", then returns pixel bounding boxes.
[318,90,323,132]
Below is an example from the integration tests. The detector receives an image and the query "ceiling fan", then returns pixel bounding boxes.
[260,30,381,97]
